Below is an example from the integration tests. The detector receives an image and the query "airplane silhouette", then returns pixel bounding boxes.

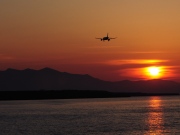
[96,33,116,41]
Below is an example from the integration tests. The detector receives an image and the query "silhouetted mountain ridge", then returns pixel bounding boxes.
[0,68,180,93]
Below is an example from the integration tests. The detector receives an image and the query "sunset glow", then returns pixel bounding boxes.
[1,1,180,135]
[0,0,180,82]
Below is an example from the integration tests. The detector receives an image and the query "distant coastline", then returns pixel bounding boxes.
[1,68,180,94]
[0,90,179,100]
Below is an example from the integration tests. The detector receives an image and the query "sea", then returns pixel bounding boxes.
[0,96,179,135]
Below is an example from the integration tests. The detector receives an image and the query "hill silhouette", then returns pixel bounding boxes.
[0,68,180,93]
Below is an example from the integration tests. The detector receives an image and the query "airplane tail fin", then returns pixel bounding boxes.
[107,33,109,37]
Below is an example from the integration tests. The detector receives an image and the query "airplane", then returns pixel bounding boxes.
[96,33,116,41]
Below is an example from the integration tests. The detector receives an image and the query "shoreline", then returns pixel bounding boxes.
[0,90,179,100]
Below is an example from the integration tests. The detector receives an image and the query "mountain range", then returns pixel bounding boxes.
[0,67,180,93]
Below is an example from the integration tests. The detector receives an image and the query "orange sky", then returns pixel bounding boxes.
[1,0,180,81]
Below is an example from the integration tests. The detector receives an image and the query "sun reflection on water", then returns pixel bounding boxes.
[145,97,165,135]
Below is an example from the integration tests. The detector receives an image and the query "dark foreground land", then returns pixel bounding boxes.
[0,90,179,100]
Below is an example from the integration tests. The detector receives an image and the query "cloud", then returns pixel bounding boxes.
[121,51,178,54]
[106,59,169,66]
[99,59,178,81]
[115,63,180,81]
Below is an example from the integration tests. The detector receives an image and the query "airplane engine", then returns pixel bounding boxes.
[101,39,102,41]
[108,39,110,41]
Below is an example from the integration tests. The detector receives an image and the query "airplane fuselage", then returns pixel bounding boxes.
[96,33,116,41]
[102,37,109,41]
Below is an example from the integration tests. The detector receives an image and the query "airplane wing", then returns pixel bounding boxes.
[109,37,117,39]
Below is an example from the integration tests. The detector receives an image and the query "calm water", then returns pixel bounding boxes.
[0,96,179,135]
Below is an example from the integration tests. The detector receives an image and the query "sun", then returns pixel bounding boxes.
[146,66,162,79]
[148,67,160,76]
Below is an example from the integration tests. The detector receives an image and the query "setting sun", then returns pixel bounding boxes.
[145,66,163,79]
[148,67,160,76]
